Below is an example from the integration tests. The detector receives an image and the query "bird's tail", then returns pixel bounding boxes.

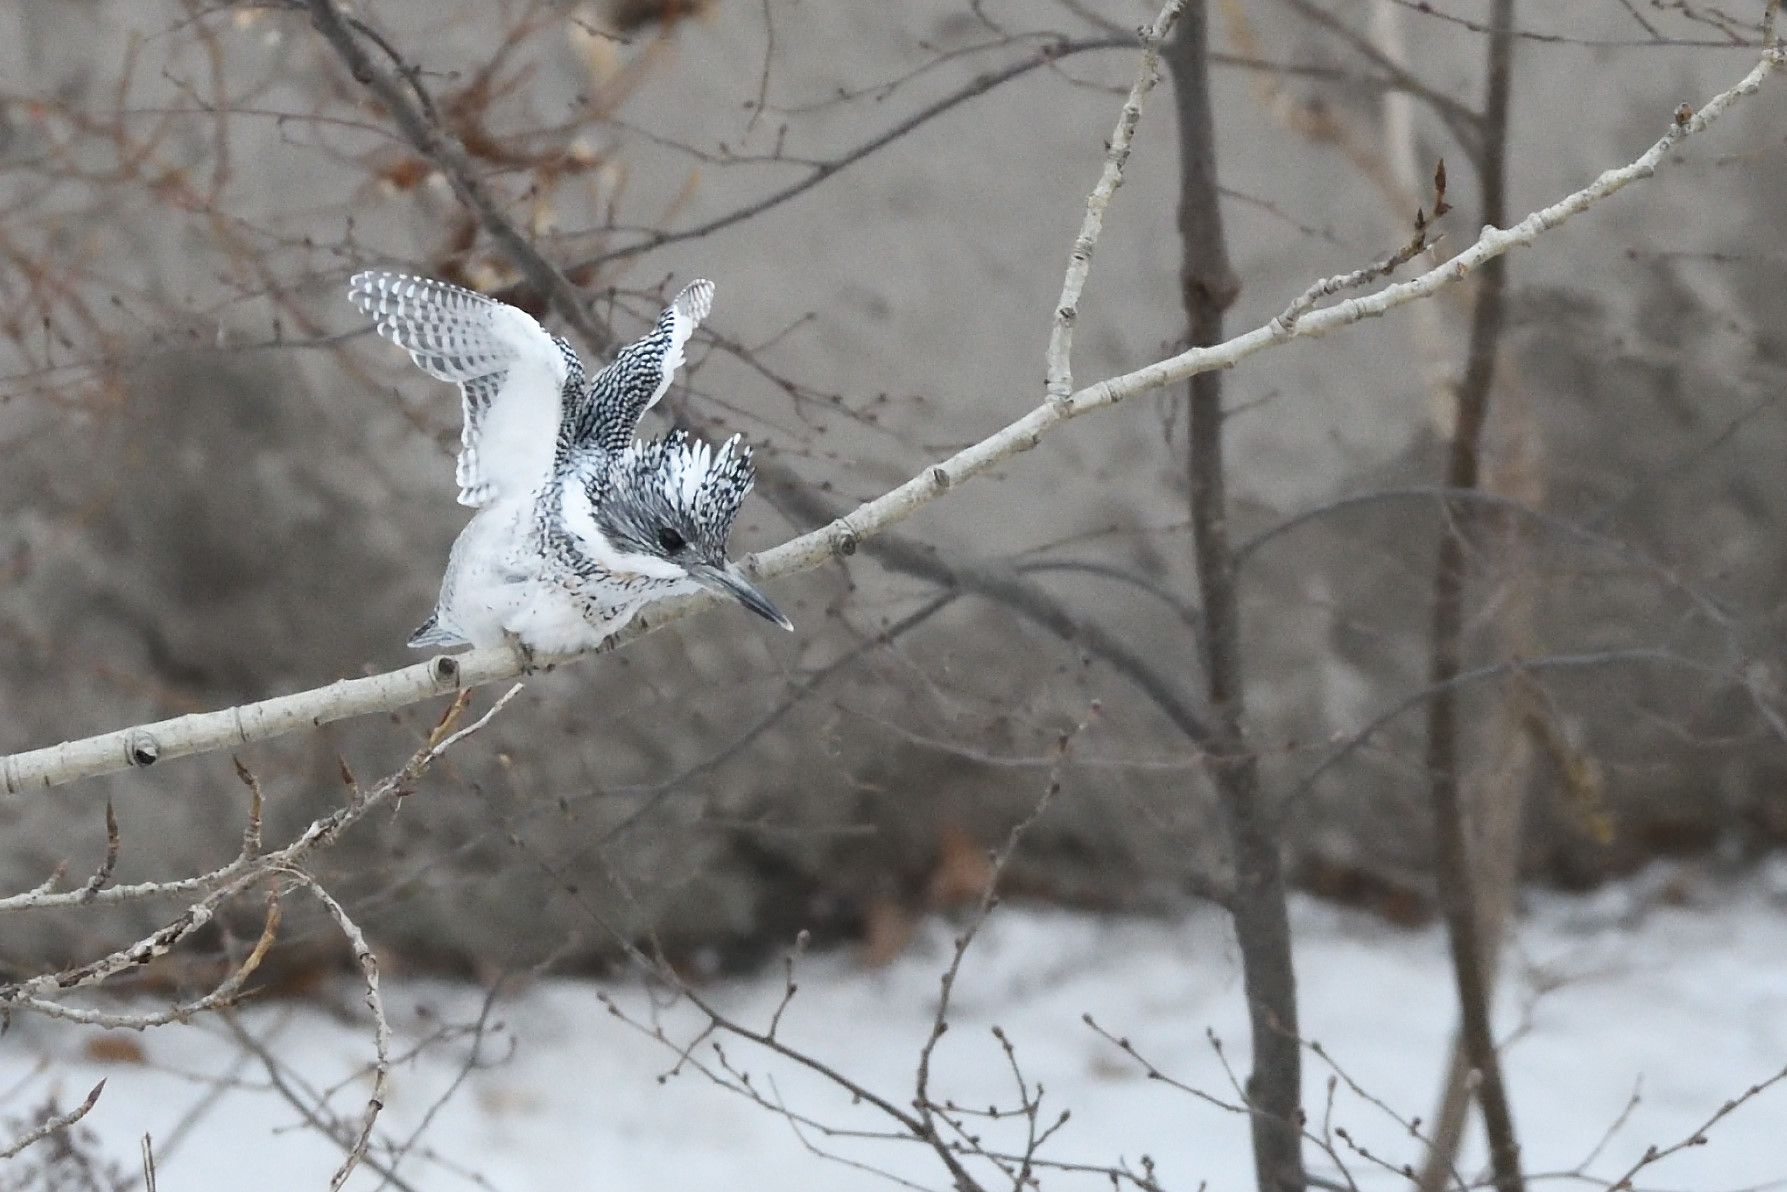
[407,613,467,650]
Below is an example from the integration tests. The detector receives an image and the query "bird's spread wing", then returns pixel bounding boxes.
[349,271,574,507]
[565,279,714,455]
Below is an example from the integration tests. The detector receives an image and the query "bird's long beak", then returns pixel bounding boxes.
[691,561,793,631]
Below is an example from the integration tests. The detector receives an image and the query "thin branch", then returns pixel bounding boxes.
[288,871,391,1192]
[0,688,517,1023]
[1603,1061,1787,1192]
[1275,0,1483,160]
[77,801,122,902]
[576,34,1140,272]
[1382,0,1765,47]
[1046,2,1183,404]
[1270,187,1445,335]
[296,0,613,349]
[590,591,959,847]
[1015,557,1202,631]
[1238,486,1736,632]
[913,706,1094,1179]
[0,1081,106,1160]
[599,707,1097,1192]
[222,1012,430,1192]
[1289,646,1753,801]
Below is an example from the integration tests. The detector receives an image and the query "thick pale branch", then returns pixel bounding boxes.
[2,653,495,793]
[1,41,1776,794]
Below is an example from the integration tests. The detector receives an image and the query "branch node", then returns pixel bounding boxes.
[830,523,859,557]
[125,732,160,769]
[429,654,461,687]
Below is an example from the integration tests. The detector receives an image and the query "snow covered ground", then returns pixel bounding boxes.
[5,864,1786,1192]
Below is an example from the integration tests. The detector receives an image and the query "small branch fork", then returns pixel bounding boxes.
[599,704,1103,1192]
[1084,1025,1787,1192]
[1601,1060,1787,1192]
[577,32,1142,275]
[1272,160,1451,335]
[2,17,1780,795]
[0,686,522,1187]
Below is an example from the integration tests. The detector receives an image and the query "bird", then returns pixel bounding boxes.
[347,270,791,656]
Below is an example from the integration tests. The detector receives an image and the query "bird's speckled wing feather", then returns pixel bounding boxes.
[563,279,713,454]
[350,271,574,507]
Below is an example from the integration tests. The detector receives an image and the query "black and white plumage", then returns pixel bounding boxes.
[348,271,790,654]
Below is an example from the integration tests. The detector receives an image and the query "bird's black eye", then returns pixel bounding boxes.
[657,526,687,554]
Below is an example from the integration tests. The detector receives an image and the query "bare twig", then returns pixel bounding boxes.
[222,1013,430,1192]
[0,687,519,1028]
[77,801,122,903]
[287,871,391,1192]
[599,704,1099,1192]
[299,0,611,348]
[914,704,1097,1150]
[1382,0,1764,46]
[1046,2,1183,404]
[1276,0,1482,158]
[1291,646,1750,801]
[0,1081,106,1160]
[1270,166,1447,335]
[1605,1061,1787,1192]
[578,34,1140,272]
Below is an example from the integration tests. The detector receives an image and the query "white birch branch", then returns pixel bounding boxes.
[1046,0,1184,404]
[1,39,1779,795]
